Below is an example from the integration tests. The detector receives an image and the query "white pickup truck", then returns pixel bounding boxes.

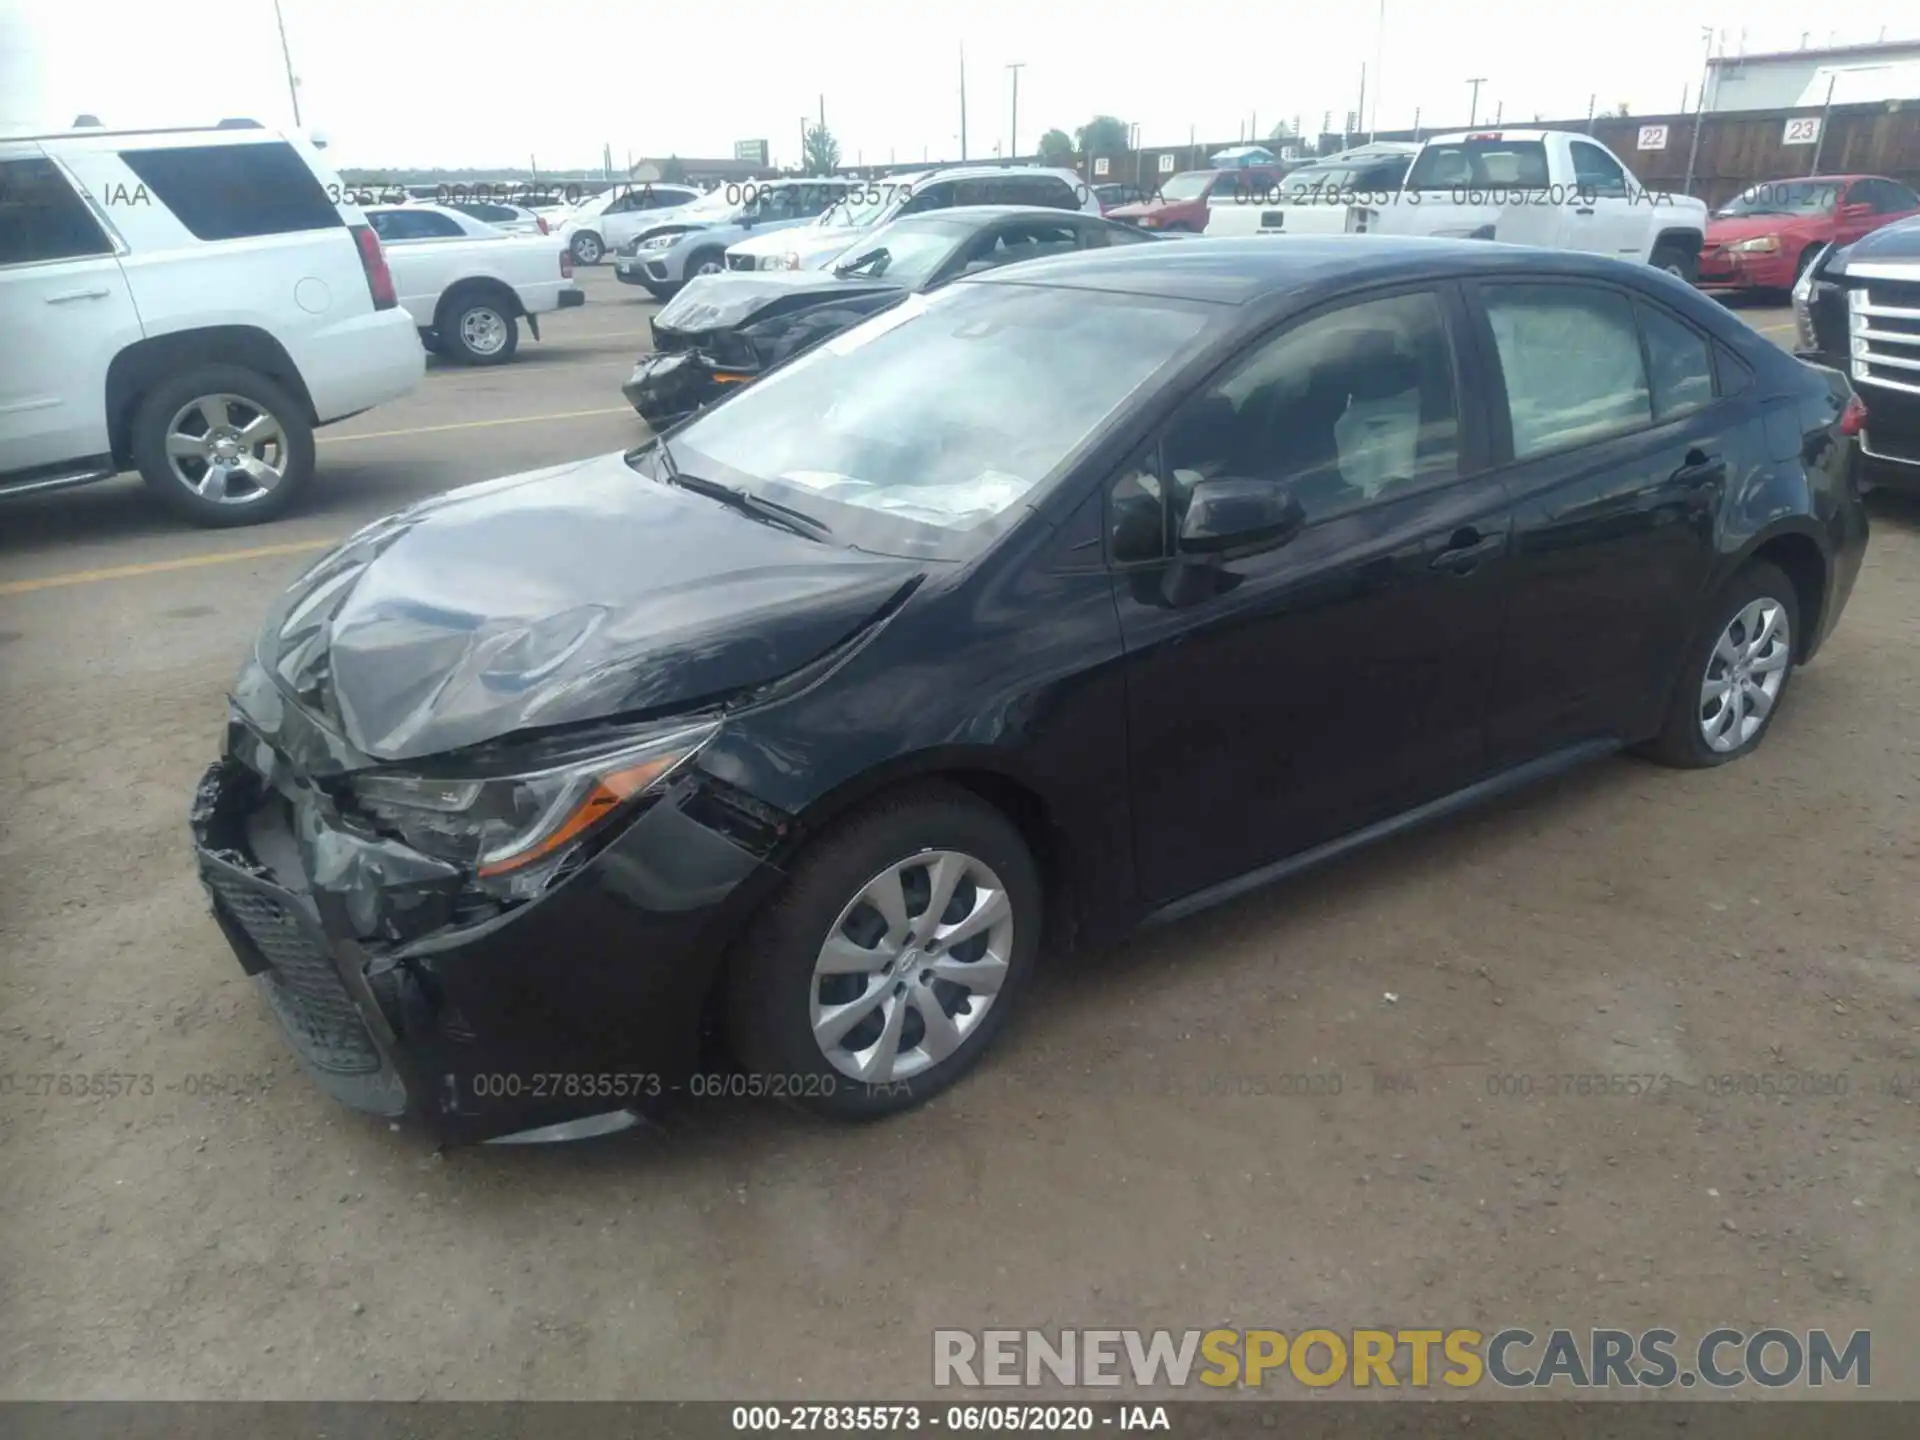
[1205,143,1418,239]
[364,204,584,364]
[1342,130,1709,278]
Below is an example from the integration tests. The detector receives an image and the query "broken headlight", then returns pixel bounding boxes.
[347,720,720,900]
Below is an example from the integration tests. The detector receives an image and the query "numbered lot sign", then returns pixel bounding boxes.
[1158,153,1175,173]
[1093,156,1111,176]
[1783,117,1821,146]
[1637,125,1668,150]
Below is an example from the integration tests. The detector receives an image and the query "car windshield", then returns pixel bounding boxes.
[821,188,899,229]
[1157,172,1214,201]
[647,282,1211,559]
[1716,182,1843,217]
[831,219,969,287]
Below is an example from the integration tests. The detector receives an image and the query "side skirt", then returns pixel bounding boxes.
[1144,739,1621,928]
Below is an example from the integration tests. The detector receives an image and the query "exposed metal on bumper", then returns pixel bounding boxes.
[189,734,787,1143]
[622,350,754,427]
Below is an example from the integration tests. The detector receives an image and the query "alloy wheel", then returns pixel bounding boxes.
[808,849,1015,1083]
[695,257,723,275]
[458,306,510,357]
[1700,597,1790,753]
[163,394,288,505]
[574,234,602,264]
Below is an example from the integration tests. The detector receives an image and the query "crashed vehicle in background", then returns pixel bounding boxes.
[624,206,1160,429]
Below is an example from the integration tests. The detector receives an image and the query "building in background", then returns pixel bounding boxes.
[1703,38,1920,112]
[628,156,767,185]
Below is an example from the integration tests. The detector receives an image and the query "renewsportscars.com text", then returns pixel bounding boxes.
[932,1327,1869,1390]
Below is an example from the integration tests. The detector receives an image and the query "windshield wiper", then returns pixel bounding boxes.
[656,450,832,541]
[835,246,889,278]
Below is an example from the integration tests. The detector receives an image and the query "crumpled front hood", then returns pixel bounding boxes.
[654,270,904,333]
[249,452,922,767]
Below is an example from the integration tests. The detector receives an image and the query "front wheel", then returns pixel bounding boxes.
[570,231,604,265]
[1650,242,1699,284]
[130,364,314,527]
[684,248,725,280]
[725,785,1042,1119]
[1641,561,1800,768]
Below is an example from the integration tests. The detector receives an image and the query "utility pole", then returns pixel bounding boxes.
[1465,77,1486,128]
[1006,63,1025,160]
[959,44,968,161]
[1371,0,1385,140]
[1808,73,1837,174]
[271,0,302,126]
[1494,100,1503,126]
[799,115,808,172]
[1683,27,1713,195]
[1355,68,1365,145]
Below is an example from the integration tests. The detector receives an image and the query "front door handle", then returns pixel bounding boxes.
[1431,527,1505,576]
[46,287,111,304]
[1672,448,1726,488]
[1573,206,1596,216]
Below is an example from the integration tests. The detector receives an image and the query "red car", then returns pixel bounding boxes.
[1699,174,1920,292]
[1107,167,1282,233]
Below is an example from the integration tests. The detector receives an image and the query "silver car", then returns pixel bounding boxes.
[613,178,857,298]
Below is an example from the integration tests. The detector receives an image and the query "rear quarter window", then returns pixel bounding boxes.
[119,141,343,240]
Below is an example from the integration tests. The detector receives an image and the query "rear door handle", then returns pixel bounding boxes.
[1672,449,1726,488]
[1431,527,1505,576]
[46,288,111,303]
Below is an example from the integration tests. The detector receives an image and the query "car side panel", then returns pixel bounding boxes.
[55,145,421,424]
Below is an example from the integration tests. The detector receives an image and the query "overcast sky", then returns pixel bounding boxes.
[2,0,1912,170]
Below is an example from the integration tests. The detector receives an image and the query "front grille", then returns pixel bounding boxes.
[726,253,756,271]
[1848,278,1920,398]
[208,868,382,1075]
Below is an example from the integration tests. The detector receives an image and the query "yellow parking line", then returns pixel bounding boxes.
[0,539,337,597]
[318,405,632,444]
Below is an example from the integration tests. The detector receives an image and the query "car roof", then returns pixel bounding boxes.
[965,234,1666,305]
[888,204,1104,227]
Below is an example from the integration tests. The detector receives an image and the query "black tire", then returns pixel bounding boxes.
[130,363,314,528]
[1650,242,1699,284]
[725,784,1043,1120]
[570,230,604,265]
[438,288,520,366]
[682,247,725,282]
[1642,560,1800,769]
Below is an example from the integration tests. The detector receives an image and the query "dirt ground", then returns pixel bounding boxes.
[1,278,1915,1401]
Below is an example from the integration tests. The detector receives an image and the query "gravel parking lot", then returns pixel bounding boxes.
[3,272,1916,1401]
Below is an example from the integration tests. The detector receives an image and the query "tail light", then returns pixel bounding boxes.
[349,224,398,310]
[1839,393,1867,437]
[536,214,550,234]
[560,248,573,280]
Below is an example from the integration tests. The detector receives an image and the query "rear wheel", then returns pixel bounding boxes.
[131,364,313,527]
[726,785,1042,1119]
[438,290,520,365]
[1642,561,1799,768]
[570,230,604,265]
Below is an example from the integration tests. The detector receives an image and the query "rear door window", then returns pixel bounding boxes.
[1480,282,1652,457]
[1635,301,1715,420]
[0,155,114,264]
[118,141,341,240]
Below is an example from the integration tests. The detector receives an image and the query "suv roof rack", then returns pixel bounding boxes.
[14,121,274,142]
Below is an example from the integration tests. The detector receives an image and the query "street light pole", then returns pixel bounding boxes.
[1465,76,1486,128]
[1006,63,1025,160]
[959,44,968,162]
[271,0,302,126]
[1683,27,1713,196]
[1370,0,1384,140]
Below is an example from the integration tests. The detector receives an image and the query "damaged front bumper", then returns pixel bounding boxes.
[621,350,758,429]
[190,718,788,1144]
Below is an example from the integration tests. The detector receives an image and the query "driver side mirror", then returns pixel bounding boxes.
[1178,477,1307,554]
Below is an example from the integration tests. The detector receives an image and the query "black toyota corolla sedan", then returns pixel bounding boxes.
[192,237,1868,1144]
[622,206,1164,429]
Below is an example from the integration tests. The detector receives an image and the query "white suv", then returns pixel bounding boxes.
[724,165,1100,271]
[0,123,425,526]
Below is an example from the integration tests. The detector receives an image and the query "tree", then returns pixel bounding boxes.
[1037,128,1074,162]
[1075,115,1130,156]
[804,123,841,176]
[660,155,687,184]
[1614,102,1632,117]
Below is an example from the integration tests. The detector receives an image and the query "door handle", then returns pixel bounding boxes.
[1430,527,1504,576]
[46,287,111,303]
[1574,206,1595,216]
[1671,449,1726,488]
